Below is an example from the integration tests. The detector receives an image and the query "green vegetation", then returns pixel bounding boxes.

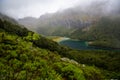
[35,16,120,49]
[32,36,120,79]
[0,18,120,80]
[71,17,120,49]
[0,19,104,80]
[0,19,29,37]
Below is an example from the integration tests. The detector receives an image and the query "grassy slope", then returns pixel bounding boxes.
[0,18,120,79]
[0,19,104,80]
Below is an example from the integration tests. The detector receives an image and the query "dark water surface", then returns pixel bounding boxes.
[59,39,120,51]
[59,40,96,50]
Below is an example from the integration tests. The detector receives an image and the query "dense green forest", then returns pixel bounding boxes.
[0,18,120,80]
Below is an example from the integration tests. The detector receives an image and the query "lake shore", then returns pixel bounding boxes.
[52,37,70,42]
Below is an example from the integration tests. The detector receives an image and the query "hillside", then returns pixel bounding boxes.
[17,4,120,49]
[19,15,120,49]
[18,17,38,31]
[18,7,96,36]
[0,15,105,80]
[0,13,18,25]
[1,0,120,79]
[1,14,120,79]
[70,17,120,49]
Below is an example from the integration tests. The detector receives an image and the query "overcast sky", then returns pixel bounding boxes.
[0,0,119,19]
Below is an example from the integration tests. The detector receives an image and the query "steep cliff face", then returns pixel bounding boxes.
[18,17,38,30]
[18,8,96,36]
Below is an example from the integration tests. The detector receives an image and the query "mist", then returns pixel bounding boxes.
[0,0,120,19]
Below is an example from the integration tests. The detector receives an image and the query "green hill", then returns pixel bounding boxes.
[0,17,103,80]
[0,17,120,79]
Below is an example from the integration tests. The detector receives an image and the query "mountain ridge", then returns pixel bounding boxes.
[1,13,120,80]
[18,6,120,49]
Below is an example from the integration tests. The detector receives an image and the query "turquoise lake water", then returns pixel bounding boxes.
[59,39,119,50]
[59,39,96,50]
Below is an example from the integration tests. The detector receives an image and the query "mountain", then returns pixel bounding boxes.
[18,17,38,31]
[18,6,98,36]
[0,14,104,80]
[0,13,18,24]
[18,1,116,36]
[70,17,120,49]
[1,14,120,79]
[18,5,120,49]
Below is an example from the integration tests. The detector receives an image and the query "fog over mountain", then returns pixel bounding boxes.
[1,0,120,43]
[1,0,120,80]
[0,0,120,19]
[16,0,120,37]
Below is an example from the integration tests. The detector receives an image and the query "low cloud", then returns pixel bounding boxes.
[0,0,119,19]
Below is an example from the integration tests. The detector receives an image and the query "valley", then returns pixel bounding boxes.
[0,0,120,80]
[0,14,120,79]
[50,36,120,51]
[18,10,120,49]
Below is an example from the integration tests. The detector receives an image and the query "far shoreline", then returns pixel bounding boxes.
[48,36,70,42]
[53,37,70,42]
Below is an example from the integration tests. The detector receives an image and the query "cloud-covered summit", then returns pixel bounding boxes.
[0,0,120,19]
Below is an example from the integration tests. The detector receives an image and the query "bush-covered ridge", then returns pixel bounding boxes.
[0,19,29,37]
[0,31,104,80]
[0,18,120,79]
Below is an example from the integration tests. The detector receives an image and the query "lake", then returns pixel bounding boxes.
[59,39,119,50]
[50,36,119,51]
[59,39,97,50]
